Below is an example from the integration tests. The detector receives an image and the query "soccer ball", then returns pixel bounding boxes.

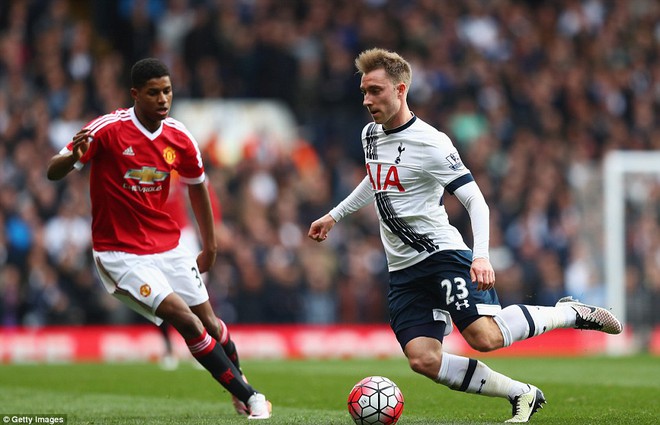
[347,376,404,425]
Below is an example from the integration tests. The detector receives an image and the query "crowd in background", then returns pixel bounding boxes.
[1,0,660,338]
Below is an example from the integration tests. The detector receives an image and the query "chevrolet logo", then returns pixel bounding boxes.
[124,167,169,184]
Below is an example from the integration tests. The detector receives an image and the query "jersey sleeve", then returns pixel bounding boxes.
[66,112,120,170]
[427,132,490,260]
[329,176,374,221]
[425,132,472,191]
[453,182,490,259]
[174,123,205,185]
[61,135,98,171]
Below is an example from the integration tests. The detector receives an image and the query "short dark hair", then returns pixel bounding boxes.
[130,58,170,89]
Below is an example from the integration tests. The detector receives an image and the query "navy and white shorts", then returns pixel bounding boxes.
[388,250,501,350]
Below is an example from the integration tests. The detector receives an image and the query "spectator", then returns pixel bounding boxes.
[0,0,657,330]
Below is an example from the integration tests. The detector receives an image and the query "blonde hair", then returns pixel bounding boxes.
[355,48,412,87]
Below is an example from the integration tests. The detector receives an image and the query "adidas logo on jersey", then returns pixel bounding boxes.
[123,146,135,156]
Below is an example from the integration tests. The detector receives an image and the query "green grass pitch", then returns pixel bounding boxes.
[1,355,658,424]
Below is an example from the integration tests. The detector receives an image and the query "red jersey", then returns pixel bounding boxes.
[165,171,222,230]
[65,107,205,254]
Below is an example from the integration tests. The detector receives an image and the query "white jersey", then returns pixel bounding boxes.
[331,115,483,271]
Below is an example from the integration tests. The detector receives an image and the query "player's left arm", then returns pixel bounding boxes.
[188,180,217,273]
[453,181,495,291]
[426,134,495,290]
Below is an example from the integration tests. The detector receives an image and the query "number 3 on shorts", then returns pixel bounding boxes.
[191,267,203,288]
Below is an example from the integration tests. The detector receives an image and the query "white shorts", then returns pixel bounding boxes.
[179,226,207,284]
[93,244,208,325]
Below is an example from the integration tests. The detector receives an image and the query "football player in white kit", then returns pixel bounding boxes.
[308,48,622,423]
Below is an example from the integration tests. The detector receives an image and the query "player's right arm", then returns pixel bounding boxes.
[47,128,91,180]
[308,176,373,242]
[308,213,337,242]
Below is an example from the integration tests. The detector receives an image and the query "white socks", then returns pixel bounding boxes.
[436,352,528,399]
[493,304,575,347]
[434,304,579,400]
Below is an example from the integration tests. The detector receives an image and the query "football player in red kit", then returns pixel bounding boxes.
[47,58,270,420]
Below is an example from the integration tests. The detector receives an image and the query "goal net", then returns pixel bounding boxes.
[603,151,660,354]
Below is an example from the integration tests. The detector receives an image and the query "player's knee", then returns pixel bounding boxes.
[407,352,441,379]
[188,303,222,340]
[465,333,500,352]
[201,315,221,341]
[168,311,205,339]
[462,318,504,352]
[206,323,221,341]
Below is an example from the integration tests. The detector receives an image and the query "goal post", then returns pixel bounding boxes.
[603,150,660,354]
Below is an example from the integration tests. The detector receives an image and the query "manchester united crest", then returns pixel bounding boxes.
[163,146,176,164]
[139,284,152,297]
